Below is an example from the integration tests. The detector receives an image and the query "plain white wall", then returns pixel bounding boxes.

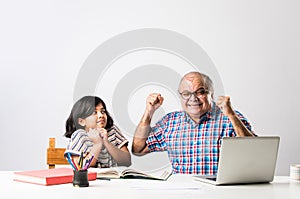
[0,0,299,175]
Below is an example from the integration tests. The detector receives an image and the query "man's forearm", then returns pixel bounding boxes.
[132,123,151,155]
[132,111,152,155]
[228,114,255,137]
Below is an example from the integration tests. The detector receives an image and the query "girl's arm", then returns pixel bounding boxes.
[103,140,132,167]
[85,128,103,167]
[99,128,132,167]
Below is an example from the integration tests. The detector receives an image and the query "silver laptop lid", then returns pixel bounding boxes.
[216,136,280,184]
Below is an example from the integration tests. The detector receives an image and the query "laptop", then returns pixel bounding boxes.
[193,136,280,185]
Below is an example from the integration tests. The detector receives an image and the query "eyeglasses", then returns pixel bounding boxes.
[179,88,208,100]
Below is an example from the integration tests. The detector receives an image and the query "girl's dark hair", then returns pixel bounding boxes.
[64,96,114,138]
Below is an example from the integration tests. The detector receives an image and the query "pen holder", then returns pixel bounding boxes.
[73,170,89,187]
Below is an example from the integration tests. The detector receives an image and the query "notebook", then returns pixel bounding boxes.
[193,136,280,185]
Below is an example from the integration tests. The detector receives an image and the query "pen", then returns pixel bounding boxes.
[97,178,111,181]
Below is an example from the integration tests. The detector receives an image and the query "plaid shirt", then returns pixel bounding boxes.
[146,102,254,175]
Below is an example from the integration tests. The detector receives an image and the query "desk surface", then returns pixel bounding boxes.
[1,171,299,199]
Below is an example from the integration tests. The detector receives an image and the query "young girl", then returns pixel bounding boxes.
[64,96,131,168]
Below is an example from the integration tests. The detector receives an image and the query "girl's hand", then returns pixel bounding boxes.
[87,128,102,144]
[98,128,108,142]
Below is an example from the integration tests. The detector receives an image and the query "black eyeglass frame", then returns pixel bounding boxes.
[178,88,209,100]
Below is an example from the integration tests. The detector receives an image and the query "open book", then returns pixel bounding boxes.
[88,165,172,181]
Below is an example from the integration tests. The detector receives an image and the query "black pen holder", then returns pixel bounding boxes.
[73,170,89,187]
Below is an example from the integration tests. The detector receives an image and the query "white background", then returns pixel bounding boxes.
[0,0,299,175]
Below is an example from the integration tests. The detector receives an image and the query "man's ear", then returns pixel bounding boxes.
[78,118,86,127]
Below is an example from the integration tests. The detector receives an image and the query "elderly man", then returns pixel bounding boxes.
[132,71,255,175]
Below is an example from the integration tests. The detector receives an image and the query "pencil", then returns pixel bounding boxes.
[66,153,77,171]
[83,154,94,170]
[78,151,83,170]
[71,157,79,171]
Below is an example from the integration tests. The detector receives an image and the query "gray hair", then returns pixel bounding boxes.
[179,71,214,98]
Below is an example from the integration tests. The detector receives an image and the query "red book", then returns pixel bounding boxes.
[13,168,97,186]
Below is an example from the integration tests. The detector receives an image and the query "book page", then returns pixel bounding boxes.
[121,164,173,180]
[88,167,124,179]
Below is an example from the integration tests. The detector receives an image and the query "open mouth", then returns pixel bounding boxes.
[187,103,202,107]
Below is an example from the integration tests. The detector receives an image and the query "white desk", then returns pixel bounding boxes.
[1,171,299,199]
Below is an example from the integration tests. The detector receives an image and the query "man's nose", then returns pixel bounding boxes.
[189,93,199,101]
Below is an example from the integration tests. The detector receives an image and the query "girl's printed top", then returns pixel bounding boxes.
[66,125,128,168]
